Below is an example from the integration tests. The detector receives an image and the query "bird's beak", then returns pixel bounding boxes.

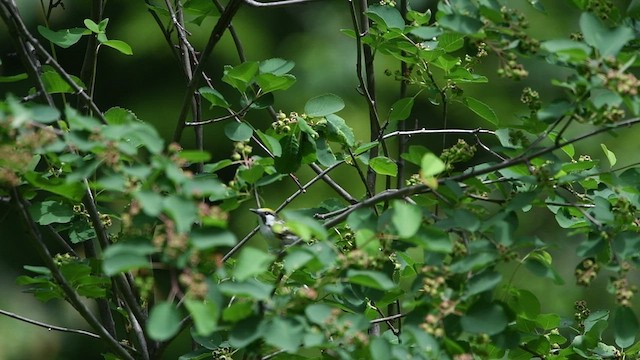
[249,208,258,214]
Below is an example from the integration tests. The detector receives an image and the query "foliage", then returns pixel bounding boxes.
[1,0,640,359]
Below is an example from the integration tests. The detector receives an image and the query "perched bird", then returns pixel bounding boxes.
[250,208,301,247]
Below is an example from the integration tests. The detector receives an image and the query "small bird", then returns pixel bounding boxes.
[250,208,301,247]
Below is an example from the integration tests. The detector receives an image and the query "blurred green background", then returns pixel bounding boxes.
[1,1,638,358]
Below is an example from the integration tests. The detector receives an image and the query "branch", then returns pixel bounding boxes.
[222,161,347,261]
[172,0,243,142]
[0,308,100,338]
[11,188,135,360]
[323,117,640,228]
[0,1,106,123]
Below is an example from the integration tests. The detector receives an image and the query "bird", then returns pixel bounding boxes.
[250,208,301,247]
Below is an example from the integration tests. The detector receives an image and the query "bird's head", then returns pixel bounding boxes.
[250,208,279,226]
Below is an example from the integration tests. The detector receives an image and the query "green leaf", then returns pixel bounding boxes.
[391,200,422,238]
[420,153,445,177]
[541,39,592,62]
[134,190,164,217]
[178,150,211,163]
[461,301,508,335]
[439,14,484,34]
[101,39,133,55]
[104,106,138,124]
[223,301,253,322]
[370,337,392,360]
[306,303,334,325]
[283,249,315,273]
[41,70,86,94]
[223,61,259,92]
[224,122,253,141]
[347,270,394,290]
[229,316,264,348]
[255,73,296,93]
[600,143,617,167]
[275,133,301,173]
[438,33,466,52]
[325,114,355,146]
[264,317,305,353]
[370,156,397,177]
[37,26,89,48]
[580,12,634,57]
[148,302,182,341]
[524,250,564,285]
[388,97,414,121]
[29,200,74,225]
[463,97,498,125]
[614,306,638,348]
[259,58,295,75]
[0,73,28,83]
[219,279,274,301]
[464,270,503,298]
[185,299,218,336]
[199,87,230,109]
[315,138,338,167]
[102,242,156,276]
[24,172,85,201]
[255,130,282,157]
[163,195,198,233]
[366,5,405,30]
[190,228,236,249]
[234,247,275,281]
[304,93,345,117]
[410,26,442,40]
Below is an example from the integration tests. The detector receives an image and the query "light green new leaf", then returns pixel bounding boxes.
[304,93,345,117]
[463,97,498,125]
[420,153,445,177]
[600,143,617,167]
[101,40,133,55]
[148,302,182,341]
[370,156,397,177]
[392,201,422,238]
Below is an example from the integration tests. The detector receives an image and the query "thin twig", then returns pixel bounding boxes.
[0,308,101,338]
